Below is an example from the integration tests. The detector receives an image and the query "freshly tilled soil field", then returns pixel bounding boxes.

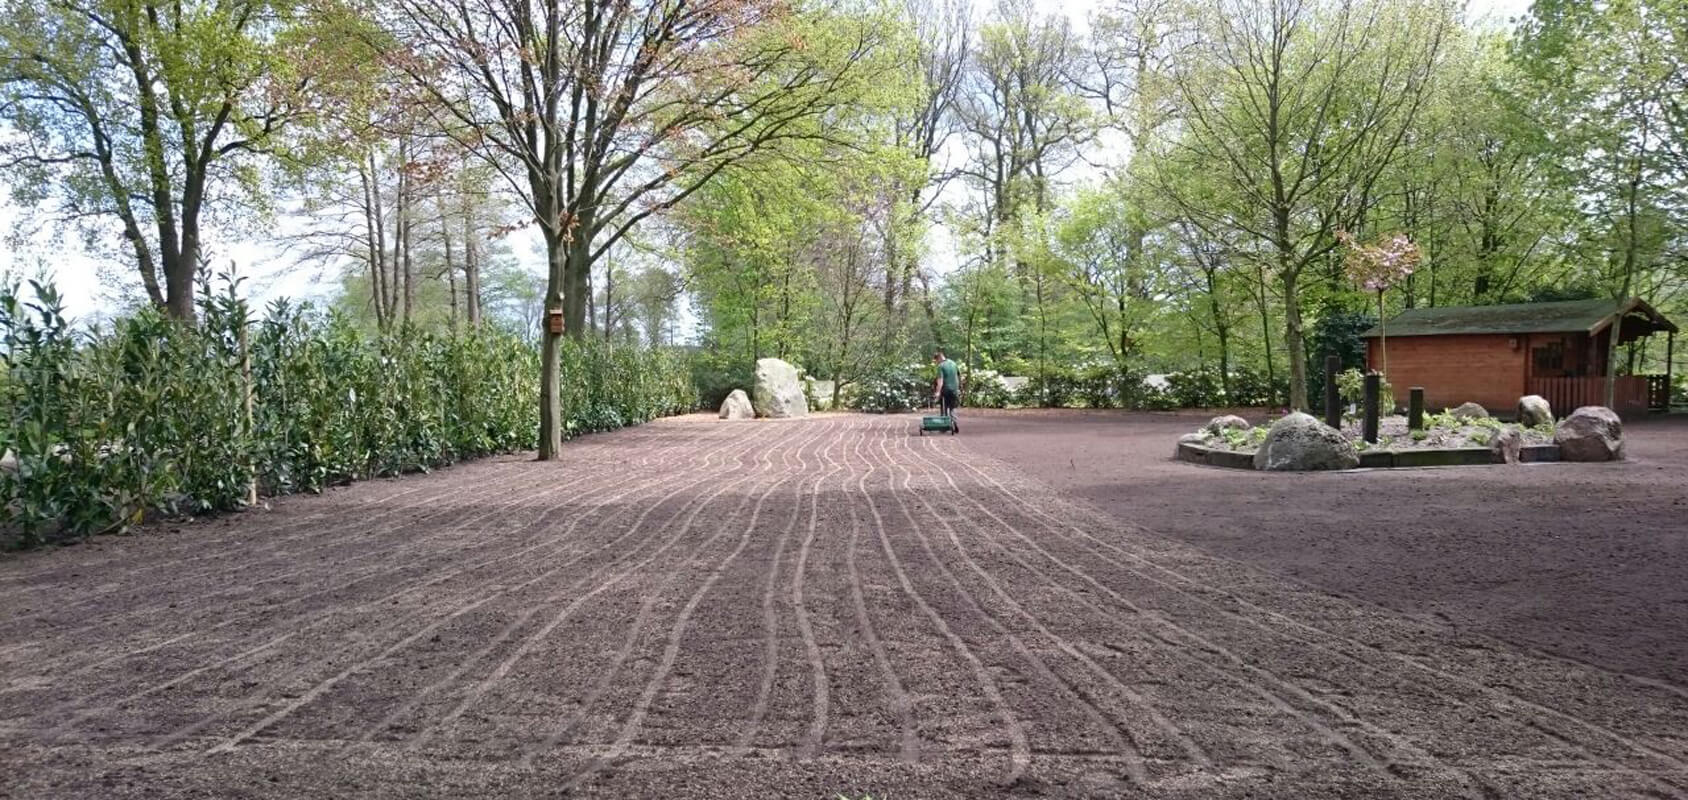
[3,413,1686,798]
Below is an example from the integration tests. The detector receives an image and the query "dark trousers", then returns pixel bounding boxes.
[939,387,959,416]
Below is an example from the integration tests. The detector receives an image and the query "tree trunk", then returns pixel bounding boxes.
[463,207,482,327]
[1282,267,1308,410]
[538,231,567,460]
[1607,163,1642,407]
[441,197,458,332]
[1207,269,1231,400]
[603,256,615,340]
[1255,261,1278,407]
[360,161,387,331]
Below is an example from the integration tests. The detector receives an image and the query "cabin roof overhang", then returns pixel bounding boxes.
[1360,298,1678,339]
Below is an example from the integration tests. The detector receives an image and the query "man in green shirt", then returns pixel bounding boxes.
[932,349,961,430]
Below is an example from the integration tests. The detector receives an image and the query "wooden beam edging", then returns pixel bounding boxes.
[1177,441,1563,471]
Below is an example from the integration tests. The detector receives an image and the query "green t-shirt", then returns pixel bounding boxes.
[937,359,960,392]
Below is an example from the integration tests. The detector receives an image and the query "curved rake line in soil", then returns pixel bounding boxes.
[550,421,843,785]
[403,421,816,753]
[0,455,539,611]
[339,422,773,747]
[787,415,846,760]
[854,417,1032,783]
[2,426,708,640]
[932,441,1688,794]
[0,424,687,588]
[0,479,437,596]
[841,418,921,765]
[0,476,494,638]
[181,421,789,756]
[906,436,1502,789]
[911,437,1489,789]
[133,423,749,750]
[2,459,583,670]
[522,421,835,764]
[963,449,1688,782]
[0,425,685,615]
[34,434,714,745]
[0,454,557,641]
[735,415,848,754]
[877,430,1162,784]
[14,447,618,687]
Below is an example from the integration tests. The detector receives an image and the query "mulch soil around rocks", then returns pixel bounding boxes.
[2,411,1686,798]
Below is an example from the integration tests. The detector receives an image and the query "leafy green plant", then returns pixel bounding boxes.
[1,278,695,549]
[1334,368,1395,414]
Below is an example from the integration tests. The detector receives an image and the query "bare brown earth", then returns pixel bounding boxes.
[2,412,1687,799]
[959,408,1688,687]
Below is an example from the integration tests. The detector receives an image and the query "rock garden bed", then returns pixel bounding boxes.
[1177,398,1625,471]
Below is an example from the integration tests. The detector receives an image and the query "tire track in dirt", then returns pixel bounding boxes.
[927,434,1688,794]
[786,416,847,759]
[0,460,530,625]
[0,423,699,626]
[878,428,1162,783]
[6,459,585,676]
[732,416,843,754]
[852,417,1031,783]
[337,425,776,748]
[34,429,724,744]
[519,420,833,763]
[16,426,710,697]
[951,441,1688,781]
[108,425,749,749]
[840,418,922,765]
[0,424,693,598]
[1,427,706,648]
[906,434,1491,789]
[0,478,433,596]
[155,421,769,752]
[550,421,841,784]
[399,421,816,753]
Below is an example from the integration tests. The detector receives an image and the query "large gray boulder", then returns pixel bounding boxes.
[1252,412,1360,472]
[752,358,809,419]
[1555,406,1624,462]
[1205,415,1250,436]
[1451,402,1489,421]
[719,389,755,420]
[1517,395,1553,427]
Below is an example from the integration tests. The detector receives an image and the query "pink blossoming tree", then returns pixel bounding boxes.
[1337,231,1421,379]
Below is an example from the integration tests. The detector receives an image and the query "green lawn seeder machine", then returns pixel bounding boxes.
[919,401,958,436]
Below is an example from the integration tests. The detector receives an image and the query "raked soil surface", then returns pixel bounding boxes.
[3,412,1687,798]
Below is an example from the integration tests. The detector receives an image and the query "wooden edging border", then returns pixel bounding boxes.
[1177,441,1563,471]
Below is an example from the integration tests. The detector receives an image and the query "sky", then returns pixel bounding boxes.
[0,0,1534,324]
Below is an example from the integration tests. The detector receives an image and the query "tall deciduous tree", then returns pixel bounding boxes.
[1514,0,1686,405]
[370,0,902,458]
[0,0,328,321]
[1165,0,1453,410]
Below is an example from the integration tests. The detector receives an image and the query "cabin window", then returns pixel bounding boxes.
[1533,340,1565,373]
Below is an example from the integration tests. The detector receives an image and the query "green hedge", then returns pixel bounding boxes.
[0,279,695,548]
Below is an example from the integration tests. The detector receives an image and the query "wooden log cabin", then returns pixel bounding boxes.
[1360,298,1677,418]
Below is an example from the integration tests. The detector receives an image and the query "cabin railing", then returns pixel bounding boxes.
[1528,376,1652,418]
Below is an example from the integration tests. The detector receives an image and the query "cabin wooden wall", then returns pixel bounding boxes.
[1366,334,1525,413]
